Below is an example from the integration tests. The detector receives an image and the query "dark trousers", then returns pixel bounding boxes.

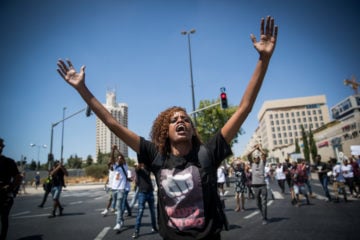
[39,190,50,207]
[253,185,268,220]
[0,194,14,240]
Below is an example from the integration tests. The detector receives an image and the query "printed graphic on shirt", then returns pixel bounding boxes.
[160,165,204,231]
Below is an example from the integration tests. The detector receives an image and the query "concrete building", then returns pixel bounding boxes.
[96,90,128,161]
[255,95,330,150]
[244,94,360,163]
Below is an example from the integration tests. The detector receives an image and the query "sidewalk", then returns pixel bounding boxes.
[17,183,104,196]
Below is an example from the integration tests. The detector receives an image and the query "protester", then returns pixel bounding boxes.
[315,154,332,202]
[332,159,347,203]
[0,138,22,240]
[56,16,278,239]
[48,160,68,218]
[38,171,52,208]
[247,144,269,225]
[132,162,158,239]
[275,163,286,194]
[231,160,247,212]
[101,162,116,216]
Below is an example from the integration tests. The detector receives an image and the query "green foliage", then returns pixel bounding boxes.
[196,99,242,146]
[309,129,318,163]
[29,160,37,170]
[295,138,301,153]
[97,151,111,165]
[67,155,83,169]
[84,164,108,179]
[301,125,310,161]
[86,155,93,166]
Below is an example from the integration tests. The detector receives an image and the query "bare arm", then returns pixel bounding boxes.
[57,60,141,153]
[221,16,278,143]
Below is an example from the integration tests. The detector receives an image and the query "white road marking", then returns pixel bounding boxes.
[94,227,111,240]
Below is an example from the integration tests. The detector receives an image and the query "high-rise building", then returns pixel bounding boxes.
[96,90,128,161]
[253,95,330,152]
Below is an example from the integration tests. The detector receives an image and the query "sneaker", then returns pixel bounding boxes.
[132,232,139,239]
[38,204,44,208]
[151,227,158,233]
[113,223,121,231]
[101,209,108,216]
[110,208,116,213]
[262,219,268,225]
[223,191,229,196]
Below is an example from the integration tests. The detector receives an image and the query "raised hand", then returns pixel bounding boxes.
[250,16,278,58]
[57,59,86,89]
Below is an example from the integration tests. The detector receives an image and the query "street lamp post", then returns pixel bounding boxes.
[181,29,197,127]
[48,107,88,169]
[30,143,47,170]
[60,107,66,164]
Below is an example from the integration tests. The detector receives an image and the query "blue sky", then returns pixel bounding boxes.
[1,0,359,165]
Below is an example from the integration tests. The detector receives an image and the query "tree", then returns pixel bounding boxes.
[196,99,243,146]
[86,155,93,166]
[308,128,318,163]
[295,138,301,153]
[97,151,111,165]
[29,160,37,170]
[67,155,82,169]
[301,125,310,161]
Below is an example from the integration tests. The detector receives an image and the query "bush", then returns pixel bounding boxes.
[84,164,108,179]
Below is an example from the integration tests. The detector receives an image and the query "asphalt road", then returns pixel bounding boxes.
[7,179,360,240]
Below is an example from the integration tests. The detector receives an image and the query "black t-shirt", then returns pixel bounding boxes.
[139,131,232,240]
[0,155,20,187]
[136,166,153,193]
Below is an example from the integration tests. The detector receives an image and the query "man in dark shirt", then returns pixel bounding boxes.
[315,154,332,202]
[0,138,22,240]
[49,160,68,217]
[132,161,158,239]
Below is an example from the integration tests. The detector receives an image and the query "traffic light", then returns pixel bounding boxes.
[85,105,92,117]
[220,92,228,109]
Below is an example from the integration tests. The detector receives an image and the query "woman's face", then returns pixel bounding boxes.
[168,111,194,144]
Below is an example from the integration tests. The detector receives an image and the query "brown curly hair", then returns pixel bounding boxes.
[150,106,202,155]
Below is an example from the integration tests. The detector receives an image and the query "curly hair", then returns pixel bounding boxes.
[150,106,202,155]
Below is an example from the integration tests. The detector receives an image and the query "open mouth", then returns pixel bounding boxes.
[176,124,186,133]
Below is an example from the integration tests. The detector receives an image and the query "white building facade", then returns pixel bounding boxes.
[96,91,128,161]
[244,94,360,163]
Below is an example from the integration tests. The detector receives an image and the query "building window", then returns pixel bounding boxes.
[275,113,278,119]
[270,114,273,119]
[302,111,305,116]
[273,140,277,145]
[280,113,284,118]
[278,133,282,138]
[291,112,295,117]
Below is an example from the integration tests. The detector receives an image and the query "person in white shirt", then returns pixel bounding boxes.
[275,163,286,194]
[101,163,116,216]
[217,166,227,196]
[111,145,129,231]
[332,159,347,203]
[342,159,358,198]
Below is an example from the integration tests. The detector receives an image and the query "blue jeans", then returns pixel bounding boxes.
[113,189,125,224]
[134,191,157,232]
[319,176,331,200]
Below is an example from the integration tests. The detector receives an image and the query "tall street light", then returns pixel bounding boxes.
[181,28,197,127]
[30,143,47,170]
[60,107,66,164]
[48,106,88,169]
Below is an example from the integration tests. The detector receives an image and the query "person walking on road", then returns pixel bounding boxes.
[38,171,52,208]
[0,138,22,240]
[231,160,247,212]
[315,154,332,202]
[247,144,269,225]
[56,15,278,239]
[49,160,68,218]
[132,161,158,239]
